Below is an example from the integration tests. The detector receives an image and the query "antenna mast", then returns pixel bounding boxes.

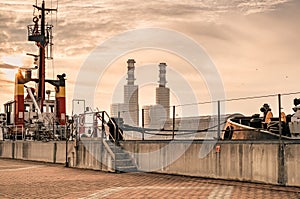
[27,0,57,112]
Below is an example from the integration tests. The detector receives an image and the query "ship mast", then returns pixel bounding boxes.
[28,0,57,112]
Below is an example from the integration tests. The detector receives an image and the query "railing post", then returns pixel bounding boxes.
[172,106,175,140]
[278,94,285,185]
[142,109,145,140]
[114,119,117,145]
[117,111,121,141]
[53,118,55,140]
[60,126,62,140]
[278,94,282,141]
[217,100,221,140]
[65,127,68,167]
[102,111,105,139]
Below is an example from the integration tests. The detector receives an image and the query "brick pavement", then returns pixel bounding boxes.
[0,159,299,199]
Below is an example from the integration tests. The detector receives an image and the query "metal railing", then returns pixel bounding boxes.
[1,125,24,140]
[96,111,124,144]
[75,111,123,144]
[111,92,300,141]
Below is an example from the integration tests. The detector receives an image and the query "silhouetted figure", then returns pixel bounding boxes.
[107,118,124,143]
[260,103,273,129]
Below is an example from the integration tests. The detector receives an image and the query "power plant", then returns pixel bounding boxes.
[111,59,139,126]
[110,60,171,128]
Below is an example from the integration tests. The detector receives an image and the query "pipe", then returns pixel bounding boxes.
[25,86,42,116]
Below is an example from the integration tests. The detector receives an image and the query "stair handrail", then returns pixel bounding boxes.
[95,112,115,143]
[95,111,124,143]
[105,111,124,141]
[102,140,115,160]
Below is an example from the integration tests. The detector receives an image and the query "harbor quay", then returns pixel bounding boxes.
[0,159,299,199]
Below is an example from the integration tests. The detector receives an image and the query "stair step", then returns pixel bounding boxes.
[104,140,137,173]
[114,159,135,167]
[106,141,118,146]
[111,148,125,153]
[106,143,124,152]
[116,165,138,172]
[115,152,130,159]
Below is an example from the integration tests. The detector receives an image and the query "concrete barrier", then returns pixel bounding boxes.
[0,141,14,158]
[285,143,300,186]
[121,140,300,187]
[0,140,114,172]
[75,139,114,172]
[0,141,75,164]
[26,142,54,162]
[55,141,75,164]
[1,140,299,187]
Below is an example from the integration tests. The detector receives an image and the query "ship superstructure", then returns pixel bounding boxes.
[1,1,67,140]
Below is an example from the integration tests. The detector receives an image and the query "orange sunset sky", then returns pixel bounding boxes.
[1,0,300,117]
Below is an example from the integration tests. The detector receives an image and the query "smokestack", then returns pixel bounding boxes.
[156,62,170,119]
[55,74,67,125]
[14,69,25,126]
[124,59,139,125]
[126,59,136,85]
[158,62,167,87]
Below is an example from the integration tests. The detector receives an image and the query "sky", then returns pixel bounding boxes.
[1,0,300,118]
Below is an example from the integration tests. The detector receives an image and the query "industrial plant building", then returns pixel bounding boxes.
[111,60,170,128]
[111,59,139,126]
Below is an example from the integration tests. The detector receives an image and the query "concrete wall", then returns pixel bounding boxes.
[75,139,114,172]
[0,141,14,158]
[1,140,300,187]
[121,140,300,187]
[0,141,75,164]
[285,143,300,186]
[0,140,114,172]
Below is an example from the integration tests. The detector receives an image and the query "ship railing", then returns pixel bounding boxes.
[54,125,67,140]
[3,125,25,140]
[27,24,41,36]
[75,111,124,144]
[27,24,53,43]
[17,125,25,140]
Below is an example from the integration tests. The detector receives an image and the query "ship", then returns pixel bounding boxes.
[0,1,67,141]
[0,0,123,142]
[223,101,300,140]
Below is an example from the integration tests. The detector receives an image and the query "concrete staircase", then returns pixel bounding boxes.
[105,140,138,172]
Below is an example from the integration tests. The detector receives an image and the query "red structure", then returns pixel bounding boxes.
[14,70,25,126]
[54,74,67,125]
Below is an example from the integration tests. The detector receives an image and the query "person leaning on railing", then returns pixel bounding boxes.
[260,103,273,129]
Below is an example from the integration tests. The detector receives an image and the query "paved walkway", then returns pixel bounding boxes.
[0,159,299,198]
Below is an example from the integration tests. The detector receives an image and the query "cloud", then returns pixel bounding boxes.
[0,0,292,58]
[53,0,293,57]
[236,0,292,14]
[0,79,14,84]
[0,63,18,69]
[0,0,298,114]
